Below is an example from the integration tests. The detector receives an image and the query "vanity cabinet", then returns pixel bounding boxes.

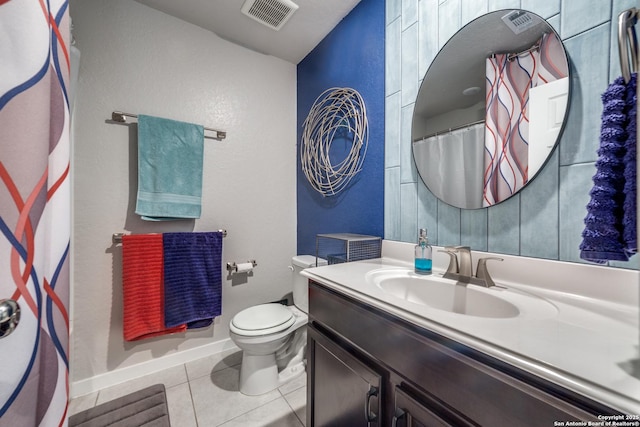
[307,326,382,426]
[307,281,618,427]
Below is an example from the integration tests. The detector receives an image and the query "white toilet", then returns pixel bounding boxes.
[229,255,326,396]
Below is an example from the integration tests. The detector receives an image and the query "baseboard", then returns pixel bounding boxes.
[70,338,239,399]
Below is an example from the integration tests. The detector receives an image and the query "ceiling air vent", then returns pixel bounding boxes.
[501,10,537,34]
[241,0,299,31]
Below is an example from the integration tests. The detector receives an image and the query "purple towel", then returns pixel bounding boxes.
[580,74,637,263]
[623,73,637,256]
[163,232,223,329]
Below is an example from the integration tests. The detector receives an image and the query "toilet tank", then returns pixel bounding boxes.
[291,255,326,313]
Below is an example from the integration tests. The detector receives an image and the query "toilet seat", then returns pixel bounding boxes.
[230,303,295,337]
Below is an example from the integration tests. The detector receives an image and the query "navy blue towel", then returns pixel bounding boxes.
[623,73,637,256]
[580,73,637,263]
[163,232,223,329]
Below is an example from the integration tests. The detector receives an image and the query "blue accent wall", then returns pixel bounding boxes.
[296,0,385,256]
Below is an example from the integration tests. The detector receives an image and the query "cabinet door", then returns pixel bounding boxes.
[308,326,382,427]
[392,386,474,427]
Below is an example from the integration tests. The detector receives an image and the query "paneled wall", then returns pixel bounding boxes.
[384,0,639,268]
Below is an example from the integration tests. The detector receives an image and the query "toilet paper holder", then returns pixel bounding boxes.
[226,260,257,274]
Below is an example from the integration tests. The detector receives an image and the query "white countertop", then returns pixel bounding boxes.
[302,241,640,415]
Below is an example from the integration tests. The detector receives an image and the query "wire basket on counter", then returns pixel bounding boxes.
[315,233,382,266]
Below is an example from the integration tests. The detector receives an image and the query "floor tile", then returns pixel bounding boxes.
[277,371,306,396]
[69,349,308,427]
[190,365,281,426]
[283,386,307,426]
[185,349,242,381]
[217,397,304,427]
[166,382,197,427]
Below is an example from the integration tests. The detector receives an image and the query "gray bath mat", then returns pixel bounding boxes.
[69,384,170,427]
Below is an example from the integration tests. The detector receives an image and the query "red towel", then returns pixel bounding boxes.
[122,234,186,341]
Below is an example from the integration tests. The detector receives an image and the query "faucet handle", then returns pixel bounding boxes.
[437,249,459,274]
[445,245,470,252]
[445,246,472,277]
[475,257,503,287]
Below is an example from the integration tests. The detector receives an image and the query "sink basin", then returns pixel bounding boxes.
[376,274,518,318]
[366,269,557,319]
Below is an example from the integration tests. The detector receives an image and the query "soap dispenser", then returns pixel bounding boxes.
[414,228,432,275]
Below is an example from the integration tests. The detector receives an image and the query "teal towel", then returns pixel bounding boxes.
[136,115,205,221]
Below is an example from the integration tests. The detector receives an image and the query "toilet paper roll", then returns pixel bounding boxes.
[236,262,254,274]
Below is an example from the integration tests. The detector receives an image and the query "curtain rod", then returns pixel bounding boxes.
[506,39,542,62]
[489,35,546,62]
[111,111,227,141]
[413,120,485,143]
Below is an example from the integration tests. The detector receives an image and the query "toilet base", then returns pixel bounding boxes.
[239,352,305,396]
[231,307,308,396]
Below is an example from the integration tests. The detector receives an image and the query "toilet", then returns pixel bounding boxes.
[229,255,326,396]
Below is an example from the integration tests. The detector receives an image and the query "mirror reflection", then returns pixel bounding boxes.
[412,10,570,209]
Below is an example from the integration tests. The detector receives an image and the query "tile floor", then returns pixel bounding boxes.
[68,349,307,426]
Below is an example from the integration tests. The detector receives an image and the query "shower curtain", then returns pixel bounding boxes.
[0,0,71,426]
[414,124,485,208]
[484,32,568,207]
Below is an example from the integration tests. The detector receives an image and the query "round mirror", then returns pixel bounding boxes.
[412,10,570,209]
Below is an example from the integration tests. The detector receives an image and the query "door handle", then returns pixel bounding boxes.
[0,299,20,338]
[364,385,378,423]
[392,407,406,427]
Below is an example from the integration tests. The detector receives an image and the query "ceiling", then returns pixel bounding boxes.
[134,0,362,64]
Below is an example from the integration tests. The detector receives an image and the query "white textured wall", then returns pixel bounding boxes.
[70,0,297,389]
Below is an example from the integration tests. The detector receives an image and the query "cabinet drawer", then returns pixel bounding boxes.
[392,385,473,427]
[309,281,613,425]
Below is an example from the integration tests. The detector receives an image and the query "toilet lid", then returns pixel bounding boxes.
[231,303,295,336]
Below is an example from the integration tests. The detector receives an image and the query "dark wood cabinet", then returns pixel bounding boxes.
[307,326,382,426]
[306,280,619,427]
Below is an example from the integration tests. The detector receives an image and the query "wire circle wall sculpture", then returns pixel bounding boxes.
[301,87,369,197]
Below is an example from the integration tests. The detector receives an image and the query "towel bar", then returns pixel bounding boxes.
[112,230,227,244]
[111,111,227,140]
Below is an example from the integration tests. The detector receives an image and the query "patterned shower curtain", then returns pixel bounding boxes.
[0,0,71,426]
[483,32,568,207]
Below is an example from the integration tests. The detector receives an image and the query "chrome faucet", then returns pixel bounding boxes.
[439,246,503,287]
